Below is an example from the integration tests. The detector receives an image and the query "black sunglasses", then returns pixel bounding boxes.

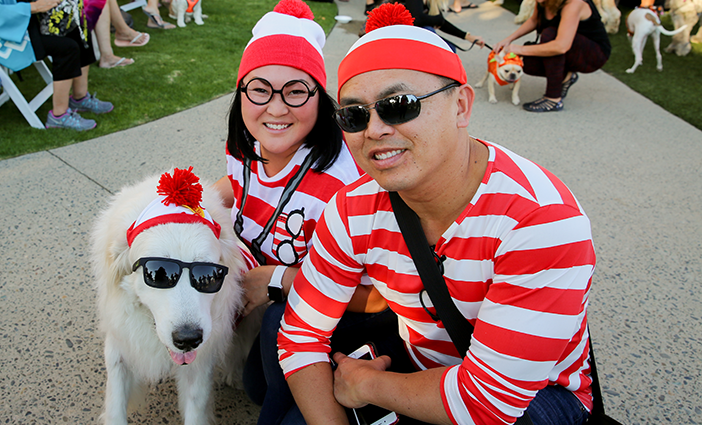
[333,83,459,133]
[132,257,229,294]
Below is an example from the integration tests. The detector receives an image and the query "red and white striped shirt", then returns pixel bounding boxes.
[226,142,362,266]
[278,141,596,425]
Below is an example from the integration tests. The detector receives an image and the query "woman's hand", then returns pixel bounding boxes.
[31,0,62,13]
[493,38,511,54]
[241,266,276,316]
[466,34,486,48]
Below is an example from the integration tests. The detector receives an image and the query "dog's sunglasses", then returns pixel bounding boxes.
[333,83,459,133]
[132,257,229,294]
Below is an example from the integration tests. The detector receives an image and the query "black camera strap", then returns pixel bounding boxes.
[390,191,534,425]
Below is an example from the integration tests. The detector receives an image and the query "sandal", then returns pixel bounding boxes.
[561,72,579,99]
[523,97,563,113]
[143,9,176,29]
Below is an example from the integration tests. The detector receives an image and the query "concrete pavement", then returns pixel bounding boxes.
[2,0,701,423]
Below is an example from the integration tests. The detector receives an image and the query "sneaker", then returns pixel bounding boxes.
[523,97,563,113]
[69,92,114,114]
[46,109,97,131]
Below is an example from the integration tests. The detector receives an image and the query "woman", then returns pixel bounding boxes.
[402,0,485,50]
[494,0,611,112]
[213,1,394,423]
[12,0,115,130]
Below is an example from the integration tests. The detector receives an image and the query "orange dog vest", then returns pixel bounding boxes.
[186,0,199,13]
[487,51,524,86]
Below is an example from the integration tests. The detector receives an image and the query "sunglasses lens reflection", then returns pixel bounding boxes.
[143,260,180,288]
[377,95,421,125]
[190,266,226,293]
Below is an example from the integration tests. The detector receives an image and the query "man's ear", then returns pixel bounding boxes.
[456,84,474,129]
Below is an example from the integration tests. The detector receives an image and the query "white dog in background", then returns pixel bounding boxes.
[171,0,204,28]
[625,7,688,73]
[665,0,702,56]
[514,0,621,34]
[91,168,262,425]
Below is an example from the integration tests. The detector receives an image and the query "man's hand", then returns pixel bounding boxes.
[332,352,392,409]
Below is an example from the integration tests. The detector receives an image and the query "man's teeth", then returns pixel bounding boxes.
[265,123,291,130]
[375,150,403,160]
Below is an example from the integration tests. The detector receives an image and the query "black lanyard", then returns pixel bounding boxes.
[234,151,315,265]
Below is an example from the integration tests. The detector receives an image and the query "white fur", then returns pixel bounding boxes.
[664,0,702,56]
[172,0,204,28]
[514,0,621,35]
[475,51,523,105]
[625,8,688,73]
[91,174,262,425]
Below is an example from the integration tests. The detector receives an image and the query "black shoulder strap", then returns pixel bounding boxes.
[388,192,474,357]
[389,191,534,425]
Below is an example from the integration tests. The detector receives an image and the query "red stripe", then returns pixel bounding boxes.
[485,282,586,315]
[338,39,467,97]
[496,240,596,276]
[474,321,571,362]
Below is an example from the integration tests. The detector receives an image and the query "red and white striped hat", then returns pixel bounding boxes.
[338,3,467,97]
[126,167,221,247]
[237,0,327,89]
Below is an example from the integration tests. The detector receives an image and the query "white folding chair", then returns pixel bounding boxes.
[0,59,53,129]
[120,0,147,12]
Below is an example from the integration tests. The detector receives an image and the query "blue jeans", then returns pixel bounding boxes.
[243,303,589,425]
[242,302,402,425]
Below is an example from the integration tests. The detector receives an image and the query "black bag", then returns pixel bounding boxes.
[389,191,623,425]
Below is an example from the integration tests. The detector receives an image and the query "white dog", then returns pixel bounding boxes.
[514,0,621,34]
[171,0,204,28]
[475,50,524,105]
[665,0,702,56]
[91,168,262,425]
[626,7,688,73]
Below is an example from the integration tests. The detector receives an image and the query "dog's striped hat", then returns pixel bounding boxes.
[237,0,326,88]
[338,3,467,97]
[126,167,221,247]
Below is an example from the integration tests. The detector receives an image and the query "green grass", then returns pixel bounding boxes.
[3,0,700,159]
[0,0,338,159]
[496,0,702,129]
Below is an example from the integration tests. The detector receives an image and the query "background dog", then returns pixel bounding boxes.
[171,0,204,27]
[625,7,688,73]
[91,169,262,424]
[475,50,524,105]
[514,0,621,34]
[665,0,702,56]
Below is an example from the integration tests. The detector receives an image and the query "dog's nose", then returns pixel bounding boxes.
[172,325,203,351]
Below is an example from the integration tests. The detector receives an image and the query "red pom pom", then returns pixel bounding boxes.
[273,0,314,20]
[157,167,203,209]
[365,3,414,33]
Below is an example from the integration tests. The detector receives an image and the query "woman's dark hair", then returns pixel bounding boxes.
[226,81,343,173]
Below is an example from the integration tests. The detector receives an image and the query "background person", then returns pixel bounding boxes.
[14,0,114,130]
[212,1,393,423]
[279,4,596,425]
[493,0,611,112]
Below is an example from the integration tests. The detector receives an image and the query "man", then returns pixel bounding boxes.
[277,4,596,424]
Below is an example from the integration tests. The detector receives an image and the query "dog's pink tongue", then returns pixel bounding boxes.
[169,350,197,365]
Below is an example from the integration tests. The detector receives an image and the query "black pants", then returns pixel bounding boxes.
[522,27,608,98]
[37,26,96,82]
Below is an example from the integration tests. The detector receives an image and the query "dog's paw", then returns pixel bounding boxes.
[625,67,635,74]
[195,19,204,25]
[489,97,498,104]
[512,97,520,106]
[475,81,484,88]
